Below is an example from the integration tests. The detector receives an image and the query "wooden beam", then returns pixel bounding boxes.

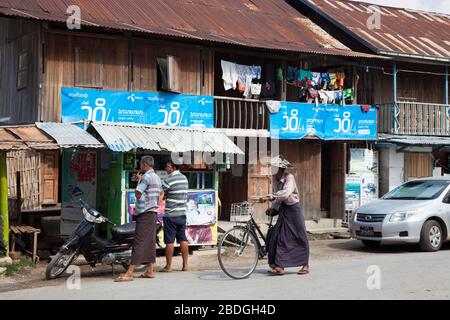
[0,152,9,254]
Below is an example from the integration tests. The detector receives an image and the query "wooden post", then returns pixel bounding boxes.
[16,171,21,225]
[0,151,9,254]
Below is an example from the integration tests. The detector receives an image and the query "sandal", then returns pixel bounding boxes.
[139,272,156,279]
[298,268,310,275]
[268,268,285,276]
[114,274,134,282]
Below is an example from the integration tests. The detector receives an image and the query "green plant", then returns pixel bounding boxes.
[5,256,34,277]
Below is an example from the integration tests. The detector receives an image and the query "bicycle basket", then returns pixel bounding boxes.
[230,202,254,223]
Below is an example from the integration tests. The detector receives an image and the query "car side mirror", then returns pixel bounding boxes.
[443,195,450,204]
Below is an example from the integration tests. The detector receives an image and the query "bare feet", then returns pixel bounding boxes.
[159,266,173,273]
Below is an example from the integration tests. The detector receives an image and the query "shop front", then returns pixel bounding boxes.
[86,122,243,248]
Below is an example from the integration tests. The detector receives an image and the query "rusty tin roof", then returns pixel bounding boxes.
[0,125,59,150]
[300,0,450,62]
[0,0,382,58]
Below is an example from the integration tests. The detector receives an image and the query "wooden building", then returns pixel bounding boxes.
[0,0,384,225]
[295,0,450,196]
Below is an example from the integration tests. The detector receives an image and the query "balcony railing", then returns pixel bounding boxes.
[214,96,269,130]
[378,101,450,136]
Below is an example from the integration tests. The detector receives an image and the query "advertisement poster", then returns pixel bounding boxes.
[61,87,214,128]
[125,190,218,246]
[186,191,217,226]
[61,150,97,235]
[345,149,379,210]
[345,175,361,211]
[269,102,377,140]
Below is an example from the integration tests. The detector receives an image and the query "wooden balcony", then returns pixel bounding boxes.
[378,102,450,136]
[214,96,269,130]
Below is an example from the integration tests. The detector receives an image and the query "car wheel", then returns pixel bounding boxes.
[361,240,381,249]
[419,220,443,252]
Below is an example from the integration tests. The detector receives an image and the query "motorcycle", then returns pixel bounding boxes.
[46,199,162,280]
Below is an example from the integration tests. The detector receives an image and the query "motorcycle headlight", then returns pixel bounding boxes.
[389,211,417,222]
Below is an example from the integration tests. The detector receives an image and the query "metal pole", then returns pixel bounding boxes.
[393,62,398,134]
[0,152,9,254]
[445,65,449,106]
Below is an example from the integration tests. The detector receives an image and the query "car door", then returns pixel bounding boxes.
[440,187,450,240]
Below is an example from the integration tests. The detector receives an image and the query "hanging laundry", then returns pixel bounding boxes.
[250,83,262,96]
[318,90,333,105]
[320,73,331,90]
[335,90,344,106]
[276,67,284,81]
[221,60,239,91]
[307,88,319,106]
[343,88,354,101]
[287,66,298,83]
[299,69,312,81]
[336,72,345,88]
[311,72,321,87]
[261,64,277,98]
[329,73,337,89]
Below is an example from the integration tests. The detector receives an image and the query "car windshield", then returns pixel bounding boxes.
[383,180,450,200]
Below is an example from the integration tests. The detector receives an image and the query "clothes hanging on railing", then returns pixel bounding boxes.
[221,60,262,98]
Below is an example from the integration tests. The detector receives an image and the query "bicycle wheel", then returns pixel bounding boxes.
[218,226,259,279]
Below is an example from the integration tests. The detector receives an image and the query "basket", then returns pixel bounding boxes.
[230,201,254,223]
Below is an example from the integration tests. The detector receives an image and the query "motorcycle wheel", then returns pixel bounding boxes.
[46,250,78,280]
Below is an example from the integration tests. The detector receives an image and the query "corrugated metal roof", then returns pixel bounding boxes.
[36,122,103,148]
[0,0,383,59]
[0,125,59,150]
[301,0,450,62]
[90,122,244,154]
[378,134,450,145]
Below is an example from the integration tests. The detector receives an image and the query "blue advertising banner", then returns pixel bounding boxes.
[61,88,214,128]
[269,102,377,140]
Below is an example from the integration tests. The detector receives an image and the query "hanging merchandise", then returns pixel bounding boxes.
[221,60,239,91]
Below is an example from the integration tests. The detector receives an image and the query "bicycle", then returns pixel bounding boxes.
[218,200,274,280]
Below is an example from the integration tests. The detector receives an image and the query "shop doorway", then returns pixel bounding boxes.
[321,142,346,219]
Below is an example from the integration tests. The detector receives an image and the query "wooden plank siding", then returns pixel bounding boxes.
[40,32,208,122]
[405,152,432,179]
[0,17,41,124]
[279,140,322,220]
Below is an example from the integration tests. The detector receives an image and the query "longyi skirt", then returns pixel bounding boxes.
[268,203,310,269]
[131,212,156,265]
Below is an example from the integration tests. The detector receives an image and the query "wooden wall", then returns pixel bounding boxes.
[358,62,449,105]
[41,32,210,122]
[0,17,41,124]
[279,140,322,220]
[7,150,41,212]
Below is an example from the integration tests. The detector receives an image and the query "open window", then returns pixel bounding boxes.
[157,55,181,92]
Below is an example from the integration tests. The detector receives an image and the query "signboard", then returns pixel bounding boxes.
[61,88,214,128]
[125,190,218,246]
[269,102,377,140]
[61,150,97,235]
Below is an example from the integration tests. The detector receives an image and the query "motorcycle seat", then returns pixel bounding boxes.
[111,222,136,239]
